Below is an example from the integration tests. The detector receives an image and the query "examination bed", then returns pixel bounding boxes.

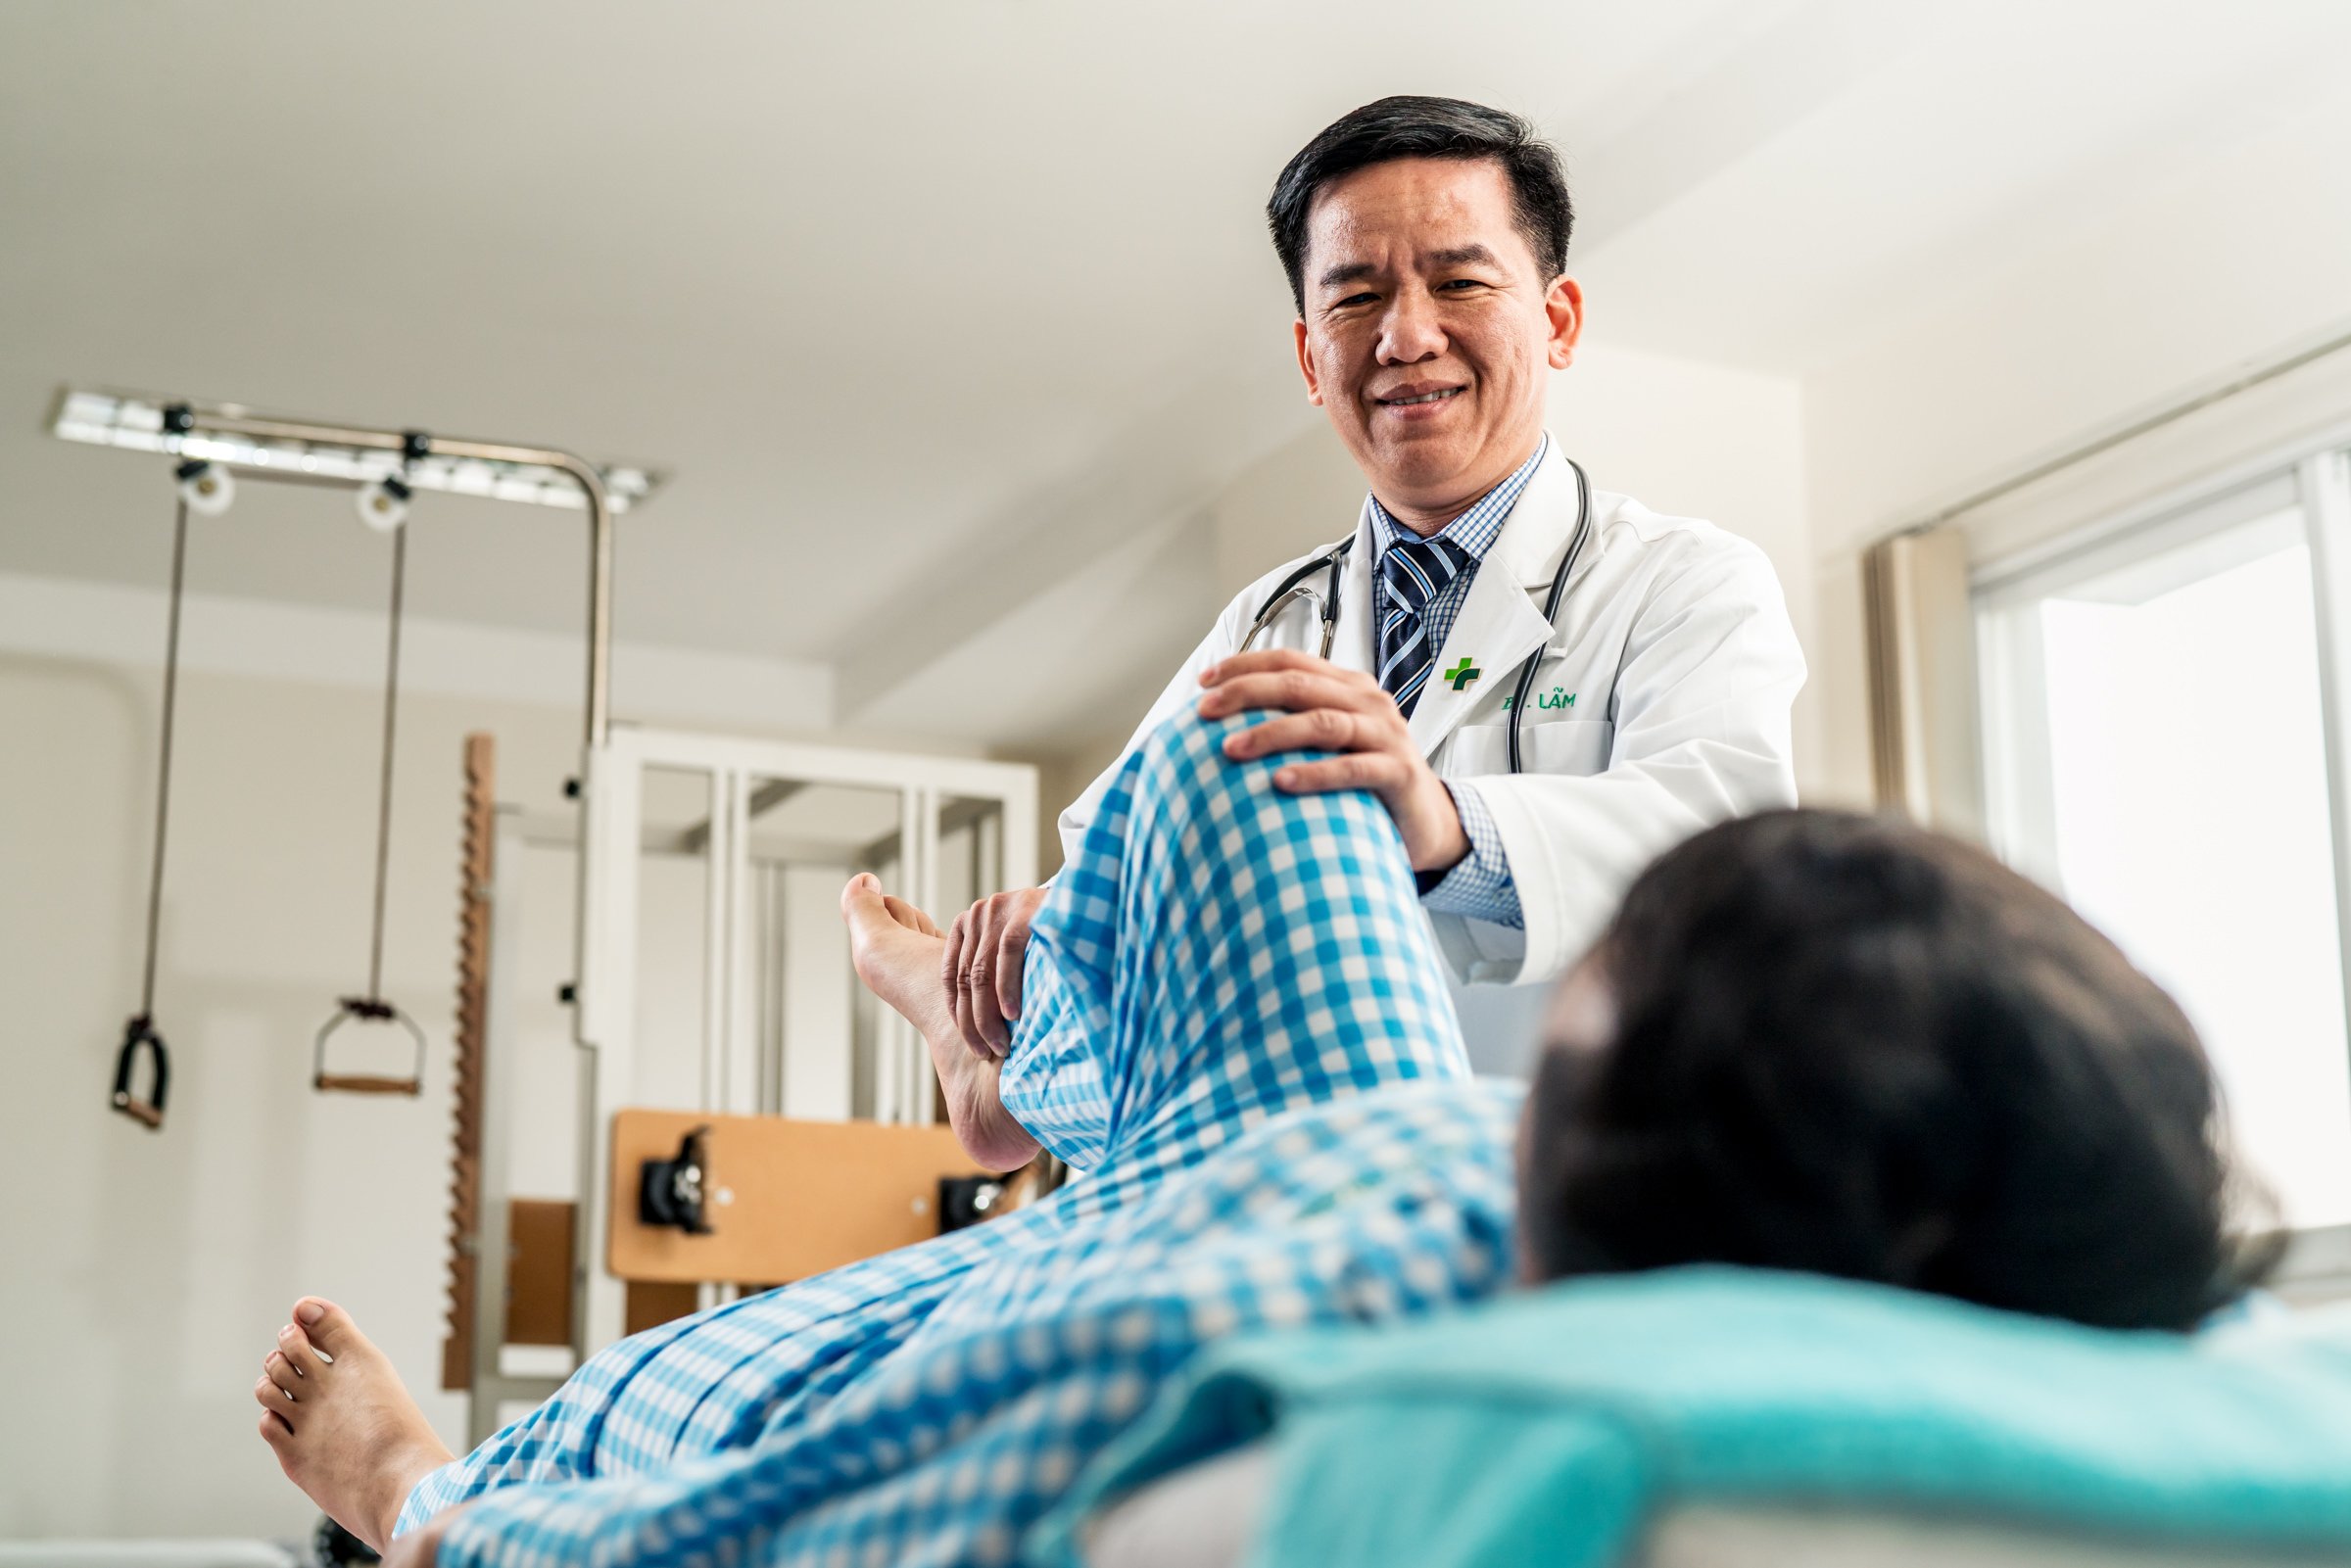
[1087,1446,2346,1568]
[1047,1269,2351,1568]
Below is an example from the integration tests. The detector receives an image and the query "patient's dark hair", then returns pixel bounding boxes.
[1267,95,1572,315]
[1519,809,2278,1332]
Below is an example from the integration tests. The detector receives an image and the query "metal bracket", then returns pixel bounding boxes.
[638,1124,714,1235]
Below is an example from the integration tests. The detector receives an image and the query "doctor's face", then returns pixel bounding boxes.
[1293,157,1580,527]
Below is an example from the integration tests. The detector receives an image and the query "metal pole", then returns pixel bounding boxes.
[577,466,614,750]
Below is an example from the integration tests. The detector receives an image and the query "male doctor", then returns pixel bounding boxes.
[940,94,1805,1060]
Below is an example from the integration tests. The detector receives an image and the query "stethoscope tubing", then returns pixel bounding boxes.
[1239,458,1593,776]
[1506,458,1593,774]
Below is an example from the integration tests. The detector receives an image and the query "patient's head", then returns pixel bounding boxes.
[1518,808,2272,1331]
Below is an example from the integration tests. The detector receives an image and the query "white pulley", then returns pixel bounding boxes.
[174,459,234,517]
[357,475,411,532]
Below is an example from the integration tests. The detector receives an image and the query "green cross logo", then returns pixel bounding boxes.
[1443,656,1482,691]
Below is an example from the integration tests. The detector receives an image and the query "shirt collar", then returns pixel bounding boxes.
[1367,433,1549,564]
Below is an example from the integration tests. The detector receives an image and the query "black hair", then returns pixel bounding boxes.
[1519,809,2279,1332]
[1267,95,1572,315]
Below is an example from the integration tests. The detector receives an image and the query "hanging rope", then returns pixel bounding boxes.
[365,520,407,1002]
[314,486,426,1096]
[141,497,190,1018]
[110,493,192,1129]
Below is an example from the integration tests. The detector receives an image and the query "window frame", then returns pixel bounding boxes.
[1971,442,2351,1276]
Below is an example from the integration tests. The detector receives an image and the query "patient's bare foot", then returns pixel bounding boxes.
[841,874,1041,1171]
[254,1298,454,1554]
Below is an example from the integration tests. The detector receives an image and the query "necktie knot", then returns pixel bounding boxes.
[1379,534,1472,614]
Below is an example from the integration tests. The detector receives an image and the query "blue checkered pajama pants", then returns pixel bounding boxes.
[405,707,1523,1566]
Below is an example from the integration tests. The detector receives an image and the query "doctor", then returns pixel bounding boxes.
[940,94,1805,1059]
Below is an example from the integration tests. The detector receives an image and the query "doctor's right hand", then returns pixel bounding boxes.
[942,884,1050,1061]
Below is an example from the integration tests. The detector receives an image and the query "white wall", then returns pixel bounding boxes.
[1552,345,1816,788]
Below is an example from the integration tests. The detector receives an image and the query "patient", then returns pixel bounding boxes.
[250,717,2261,1567]
[1067,812,2281,1568]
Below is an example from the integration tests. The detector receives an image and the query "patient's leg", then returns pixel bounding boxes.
[989,709,1472,1172]
[254,1298,453,1554]
[841,873,1042,1171]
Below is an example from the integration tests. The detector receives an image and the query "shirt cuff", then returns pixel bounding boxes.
[1419,781,1523,929]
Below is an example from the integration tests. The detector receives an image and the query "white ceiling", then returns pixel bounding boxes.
[5,0,2347,751]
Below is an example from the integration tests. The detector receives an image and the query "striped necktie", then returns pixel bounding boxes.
[1377,533,1474,718]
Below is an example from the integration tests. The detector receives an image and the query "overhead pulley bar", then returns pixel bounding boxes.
[48,386,655,748]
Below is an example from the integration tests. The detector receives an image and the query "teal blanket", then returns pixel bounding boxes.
[1033,1267,2351,1567]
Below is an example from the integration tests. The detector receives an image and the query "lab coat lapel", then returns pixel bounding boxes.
[1331,504,1379,677]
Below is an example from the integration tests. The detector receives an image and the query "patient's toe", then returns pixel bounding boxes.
[264,1350,302,1397]
[840,872,885,925]
[276,1322,321,1376]
[256,1372,297,1427]
[292,1297,353,1362]
[883,893,941,938]
[259,1409,291,1444]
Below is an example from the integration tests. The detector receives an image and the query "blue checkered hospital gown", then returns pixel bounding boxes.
[404,710,1523,1566]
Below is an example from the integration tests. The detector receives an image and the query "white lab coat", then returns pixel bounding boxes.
[1059,437,1806,987]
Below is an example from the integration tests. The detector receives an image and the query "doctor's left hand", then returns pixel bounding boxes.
[1198,649,1470,877]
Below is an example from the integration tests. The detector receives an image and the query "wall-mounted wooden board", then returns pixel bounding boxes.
[607,1109,985,1285]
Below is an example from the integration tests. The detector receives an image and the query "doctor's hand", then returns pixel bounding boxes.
[942,884,1050,1062]
[1198,649,1470,878]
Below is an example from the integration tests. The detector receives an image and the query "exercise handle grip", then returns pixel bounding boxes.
[312,997,427,1100]
[113,1095,166,1129]
[312,1072,423,1095]
[110,1015,170,1132]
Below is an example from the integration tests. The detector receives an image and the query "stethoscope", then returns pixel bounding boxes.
[1239,456,1593,774]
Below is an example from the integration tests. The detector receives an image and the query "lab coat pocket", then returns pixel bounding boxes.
[1442,719,1614,780]
[1522,717,1614,775]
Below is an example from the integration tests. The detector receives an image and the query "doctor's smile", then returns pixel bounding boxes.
[1371,380,1466,414]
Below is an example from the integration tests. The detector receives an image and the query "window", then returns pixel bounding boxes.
[1976,453,2351,1232]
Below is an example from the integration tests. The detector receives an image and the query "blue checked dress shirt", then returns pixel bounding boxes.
[1367,435,1547,930]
